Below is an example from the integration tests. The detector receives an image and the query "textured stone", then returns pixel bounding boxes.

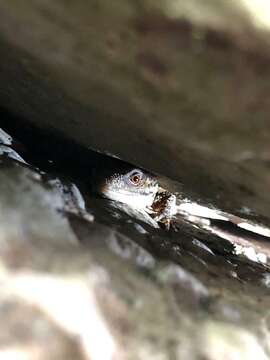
[0,158,269,359]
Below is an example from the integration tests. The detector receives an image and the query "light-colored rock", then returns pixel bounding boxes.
[0,160,269,359]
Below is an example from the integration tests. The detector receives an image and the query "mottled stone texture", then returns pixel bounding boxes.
[0,1,270,178]
[1,1,270,359]
[0,155,269,360]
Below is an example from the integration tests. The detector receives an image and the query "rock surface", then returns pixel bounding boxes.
[0,154,269,359]
[0,1,270,177]
[0,1,270,359]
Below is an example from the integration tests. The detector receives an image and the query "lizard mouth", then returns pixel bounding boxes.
[101,186,158,209]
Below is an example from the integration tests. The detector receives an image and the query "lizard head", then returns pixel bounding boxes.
[100,168,159,209]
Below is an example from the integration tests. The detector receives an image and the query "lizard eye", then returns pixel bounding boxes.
[128,170,143,186]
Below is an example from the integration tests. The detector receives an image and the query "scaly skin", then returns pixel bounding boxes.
[100,168,159,210]
[99,167,177,228]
